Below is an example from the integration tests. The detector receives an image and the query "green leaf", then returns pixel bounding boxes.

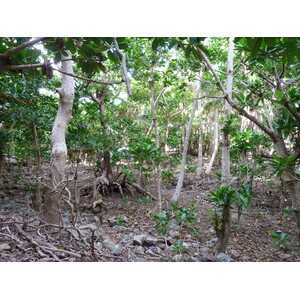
[152,38,159,51]
[107,50,119,64]
[250,37,263,57]
[65,38,77,53]
[275,90,284,99]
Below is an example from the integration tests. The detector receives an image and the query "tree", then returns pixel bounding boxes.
[42,49,75,225]
[195,37,300,238]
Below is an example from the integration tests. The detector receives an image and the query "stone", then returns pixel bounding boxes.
[142,236,158,247]
[136,246,145,254]
[107,217,118,227]
[95,242,103,250]
[169,229,180,238]
[149,246,161,255]
[133,227,141,234]
[103,239,123,256]
[216,253,235,262]
[156,241,167,250]
[228,249,240,259]
[133,235,144,246]
[206,238,218,248]
[182,242,190,249]
[0,243,11,251]
[199,252,213,262]
[146,249,158,256]
[174,254,183,262]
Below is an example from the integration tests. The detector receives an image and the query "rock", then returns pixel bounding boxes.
[174,254,183,262]
[146,249,158,256]
[127,249,137,261]
[169,229,180,238]
[107,217,118,227]
[103,239,123,256]
[182,242,190,249]
[37,258,55,262]
[156,241,167,250]
[199,252,213,262]
[149,246,161,255]
[192,242,199,248]
[95,242,103,250]
[206,238,218,248]
[133,227,141,234]
[228,249,240,259]
[206,227,215,234]
[133,235,144,246]
[0,243,11,251]
[216,253,235,262]
[136,246,145,254]
[142,236,158,247]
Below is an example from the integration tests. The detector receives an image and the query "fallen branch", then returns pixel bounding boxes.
[130,182,158,201]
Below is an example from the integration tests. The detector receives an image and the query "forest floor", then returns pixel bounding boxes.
[0,161,299,262]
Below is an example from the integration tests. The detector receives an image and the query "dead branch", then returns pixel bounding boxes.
[130,182,158,201]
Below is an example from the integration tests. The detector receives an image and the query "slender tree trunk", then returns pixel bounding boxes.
[171,81,200,202]
[215,37,234,254]
[195,104,203,179]
[196,68,204,179]
[91,89,113,181]
[149,62,162,212]
[221,37,234,185]
[32,124,42,210]
[205,109,219,175]
[42,50,74,225]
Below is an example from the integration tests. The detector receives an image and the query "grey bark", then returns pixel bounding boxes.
[42,50,74,225]
[171,82,200,202]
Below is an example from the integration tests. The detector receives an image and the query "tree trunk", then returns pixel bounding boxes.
[149,61,162,212]
[32,124,42,211]
[171,81,200,202]
[221,36,234,185]
[196,68,204,179]
[42,50,74,225]
[215,37,234,254]
[205,109,219,175]
[91,89,113,182]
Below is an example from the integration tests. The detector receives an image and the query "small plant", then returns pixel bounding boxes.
[270,231,292,251]
[236,183,253,221]
[215,172,222,184]
[116,217,127,227]
[137,196,151,205]
[161,169,174,182]
[208,185,238,208]
[172,240,186,254]
[186,164,197,173]
[153,210,171,235]
[122,196,129,203]
[171,203,198,225]
[282,206,293,217]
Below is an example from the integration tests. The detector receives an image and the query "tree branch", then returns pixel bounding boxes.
[3,37,49,58]
[112,38,132,96]
[283,74,300,89]
[3,63,45,71]
[195,46,279,143]
[53,67,125,86]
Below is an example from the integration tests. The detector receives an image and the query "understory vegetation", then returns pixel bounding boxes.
[0,37,299,262]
